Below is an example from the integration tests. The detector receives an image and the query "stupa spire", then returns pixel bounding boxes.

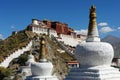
[39,36,47,62]
[86,5,100,42]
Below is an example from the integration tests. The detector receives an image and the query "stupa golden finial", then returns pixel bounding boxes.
[86,5,100,42]
[39,36,47,61]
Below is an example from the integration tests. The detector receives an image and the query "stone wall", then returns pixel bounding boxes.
[0,41,32,68]
[57,34,80,47]
[51,35,73,55]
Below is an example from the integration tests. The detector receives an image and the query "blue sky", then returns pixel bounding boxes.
[0,0,120,39]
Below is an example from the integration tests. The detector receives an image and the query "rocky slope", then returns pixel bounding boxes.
[0,30,35,62]
[0,29,75,79]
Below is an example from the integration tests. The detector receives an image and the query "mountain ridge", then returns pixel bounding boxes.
[102,35,120,58]
[102,35,120,44]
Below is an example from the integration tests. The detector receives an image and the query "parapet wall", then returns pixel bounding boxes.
[0,41,32,68]
[58,34,80,47]
[51,35,73,55]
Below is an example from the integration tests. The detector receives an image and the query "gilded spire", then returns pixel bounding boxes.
[86,5,100,42]
[39,36,47,62]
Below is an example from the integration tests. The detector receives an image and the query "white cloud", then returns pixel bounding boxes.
[98,22,108,27]
[75,29,88,35]
[118,27,120,30]
[0,34,4,40]
[11,25,15,29]
[99,27,114,33]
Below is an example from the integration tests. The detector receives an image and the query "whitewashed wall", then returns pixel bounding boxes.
[57,34,80,47]
[32,27,58,37]
[49,29,57,37]
[0,41,32,68]
[32,26,83,47]
[51,35,74,55]
[32,27,48,35]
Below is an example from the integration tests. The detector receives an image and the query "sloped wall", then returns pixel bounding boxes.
[0,41,32,68]
[57,34,79,47]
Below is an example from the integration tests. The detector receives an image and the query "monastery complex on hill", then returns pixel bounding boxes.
[27,19,86,46]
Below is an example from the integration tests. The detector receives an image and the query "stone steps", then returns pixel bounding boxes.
[65,67,120,80]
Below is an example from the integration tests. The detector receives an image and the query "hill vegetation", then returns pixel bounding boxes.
[0,30,35,62]
[45,36,75,76]
[0,30,75,79]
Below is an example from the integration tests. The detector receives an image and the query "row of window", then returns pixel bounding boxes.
[33,27,48,32]
[32,27,57,33]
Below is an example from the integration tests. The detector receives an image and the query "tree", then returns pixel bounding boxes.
[0,67,12,80]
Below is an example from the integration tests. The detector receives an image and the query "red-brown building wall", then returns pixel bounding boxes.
[62,23,69,34]
[43,20,69,35]
[56,22,62,34]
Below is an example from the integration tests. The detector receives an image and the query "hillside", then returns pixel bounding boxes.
[0,29,75,79]
[102,35,120,58]
[0,30,36,62]
[46,36,75,75]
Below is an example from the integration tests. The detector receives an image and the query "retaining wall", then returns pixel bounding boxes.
[0,41,32,68]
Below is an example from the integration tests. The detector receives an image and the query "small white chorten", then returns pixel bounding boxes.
[26,51,35,66]
[65,5,120,80]
[21,51,35,78]
[26,36,58,80]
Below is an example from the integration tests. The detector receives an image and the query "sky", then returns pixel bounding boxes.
[0,0,120,39]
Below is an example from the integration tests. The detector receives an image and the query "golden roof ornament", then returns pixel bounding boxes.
[86,5,100,42]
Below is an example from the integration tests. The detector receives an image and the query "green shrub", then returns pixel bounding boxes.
[0,67,12,80]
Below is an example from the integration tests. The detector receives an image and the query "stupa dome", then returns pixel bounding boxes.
[31,62,53,76]
[75,42,114,66]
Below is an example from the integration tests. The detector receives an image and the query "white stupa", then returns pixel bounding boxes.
[26,36,58,80]
[26,51,35,66]
[65,5,120,80]
[20,51,35,78]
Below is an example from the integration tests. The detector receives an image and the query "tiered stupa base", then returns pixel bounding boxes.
[27,76,58,80]
[65,65,120,80]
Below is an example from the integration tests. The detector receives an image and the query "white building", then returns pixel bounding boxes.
[27,19,57,37]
